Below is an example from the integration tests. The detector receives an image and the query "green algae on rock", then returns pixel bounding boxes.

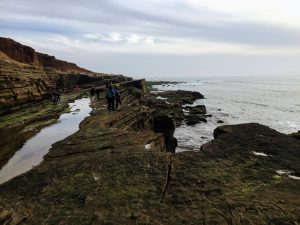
[0,80,299,225]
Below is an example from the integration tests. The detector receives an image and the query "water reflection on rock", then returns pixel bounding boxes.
[0,98,91,184]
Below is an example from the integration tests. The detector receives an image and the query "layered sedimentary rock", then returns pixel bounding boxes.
[0,52,54,108]
[0,38,41,66]
[0,80,299,224]
[0,38,131,115]
[0,37,92,73]
[289,131,300,140]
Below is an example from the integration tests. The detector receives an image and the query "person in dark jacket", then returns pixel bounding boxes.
[90,86,95,101]
[90,87,95,96]
[105,86,116,111]
[51,89,60,104]
[95,88,100,100]
[106,81,112,88]
[114,84,121,109]
[56,89,61,103]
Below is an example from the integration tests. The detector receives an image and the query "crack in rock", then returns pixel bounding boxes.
[158,154,172,213]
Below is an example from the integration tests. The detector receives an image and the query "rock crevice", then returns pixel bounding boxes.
[158,154,173,212]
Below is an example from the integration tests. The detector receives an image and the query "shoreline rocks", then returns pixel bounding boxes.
[289,130,300,141]
[184,105,208,126]
[0,45,300,225]
[0,80,299,224]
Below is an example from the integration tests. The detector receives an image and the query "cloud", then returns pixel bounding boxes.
[83,33,124,42]
[2,0,300,47]
[84,32,154,44]
[1,0,300,76]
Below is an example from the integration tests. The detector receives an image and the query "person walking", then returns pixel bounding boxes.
[56,89,61,103]
[51,89,60,104]
[90,86,95,102]
[114,84,121,110]
[95,88,100,100]
[106,81,112,88]
[105,85,116,112]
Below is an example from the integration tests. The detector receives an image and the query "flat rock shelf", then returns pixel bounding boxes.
[0,98,91,184]
[0,80,299,225]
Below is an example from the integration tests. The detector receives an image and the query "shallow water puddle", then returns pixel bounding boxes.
[288,175,300,180]
[252,151,268,157]
[0,98,92,184]
[156,96,168,100]
[276,169,292,175]
[145,142,154,150]
[276,170,300,180]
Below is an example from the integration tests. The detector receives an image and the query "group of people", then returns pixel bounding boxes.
[90,82,121,112]
[105,83,121,112]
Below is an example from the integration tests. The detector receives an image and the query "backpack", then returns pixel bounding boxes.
[115,89,120,97]
[106,89,115,98]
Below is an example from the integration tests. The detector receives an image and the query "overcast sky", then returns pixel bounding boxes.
[1,0,300,78]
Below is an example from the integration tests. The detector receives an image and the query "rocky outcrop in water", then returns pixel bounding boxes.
[0,80,299,224]
[289,130,300,141]
[0,38,131,115]
[184,105,208,125]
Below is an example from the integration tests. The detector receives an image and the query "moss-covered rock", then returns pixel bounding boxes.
[0,81,299,225]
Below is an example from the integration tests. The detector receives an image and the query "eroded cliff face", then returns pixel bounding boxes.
[0,37,92,73]
[0,38,131,115]
[0,52,54,109]
[0,38,41,66]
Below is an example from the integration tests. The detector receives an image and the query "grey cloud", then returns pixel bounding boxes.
[76,51,300,78]
[1,0,300,47]
[91,1,300,47]
[151,21,300,47]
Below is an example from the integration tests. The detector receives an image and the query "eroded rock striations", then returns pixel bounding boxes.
[0,37,131,115]
[0,79,299,224]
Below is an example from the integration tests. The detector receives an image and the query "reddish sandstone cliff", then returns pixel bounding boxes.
[0,37,131,115]
[38,53,93,74]
[0,37,41,66]
[0,37,93,74]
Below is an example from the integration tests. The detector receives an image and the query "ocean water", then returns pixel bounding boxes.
[152,76,300,152]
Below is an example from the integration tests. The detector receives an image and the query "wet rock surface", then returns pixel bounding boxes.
[0,91,86,169]
[185,105,207,115]
[0,81,299,224]
[186,114,208,126]
[289,130,300,141]
[183,105,208,126]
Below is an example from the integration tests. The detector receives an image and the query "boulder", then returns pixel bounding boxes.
[185,105,207,114]
[181,98,193,104]
[289,130,300,140]
[154,90,204,105]
[186,114,207,126]
[153,113,177,152]
[205,123,300,174]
